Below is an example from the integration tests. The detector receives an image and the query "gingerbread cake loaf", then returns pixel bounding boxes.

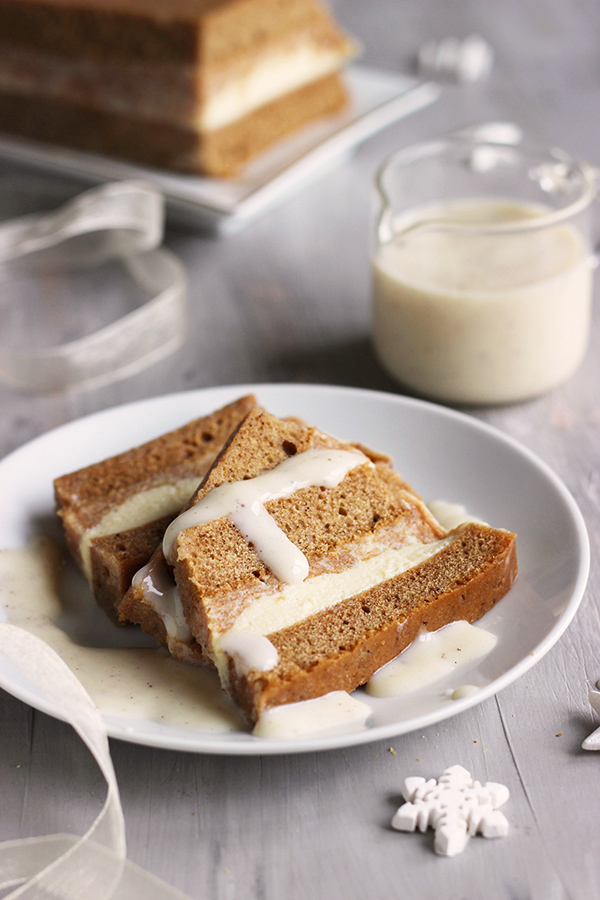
[0,0,357,176]
[121,406,518,724]
[53,395,256,633]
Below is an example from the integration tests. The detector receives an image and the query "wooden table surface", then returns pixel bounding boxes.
[1,1,599,898]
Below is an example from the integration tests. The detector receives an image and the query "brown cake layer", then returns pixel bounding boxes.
[118,547,213,664]
[195,72,349,176]
[0,72,348,175]
[0,0,341,63]
[89,515,173,619]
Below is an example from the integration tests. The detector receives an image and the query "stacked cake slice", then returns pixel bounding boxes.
[116,405,518,724]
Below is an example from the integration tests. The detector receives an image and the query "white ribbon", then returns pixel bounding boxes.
[0,181,187,393]
[0,623,192,900]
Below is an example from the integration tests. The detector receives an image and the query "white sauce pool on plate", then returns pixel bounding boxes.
[253,691,372,740]
[0,539,499,740]
[426,500,480,530]
[0,539,244,734]
[366,620,497,698]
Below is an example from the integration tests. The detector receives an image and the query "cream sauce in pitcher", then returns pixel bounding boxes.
[372,198,593,404]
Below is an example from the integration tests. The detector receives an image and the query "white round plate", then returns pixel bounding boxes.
[0,384,590,755]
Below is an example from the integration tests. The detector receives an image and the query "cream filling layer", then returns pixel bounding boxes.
[213,534,457,677]
[79,477,200,581]
[201,44,351,131]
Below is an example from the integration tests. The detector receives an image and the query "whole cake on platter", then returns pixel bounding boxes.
[0,0,358,176]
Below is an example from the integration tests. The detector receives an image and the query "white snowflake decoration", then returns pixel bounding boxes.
[582,690,600,750]
[391,764,510,857]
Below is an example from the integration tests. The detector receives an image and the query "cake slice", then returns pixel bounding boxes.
[134,407,517,723]
[53,395,257,623]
